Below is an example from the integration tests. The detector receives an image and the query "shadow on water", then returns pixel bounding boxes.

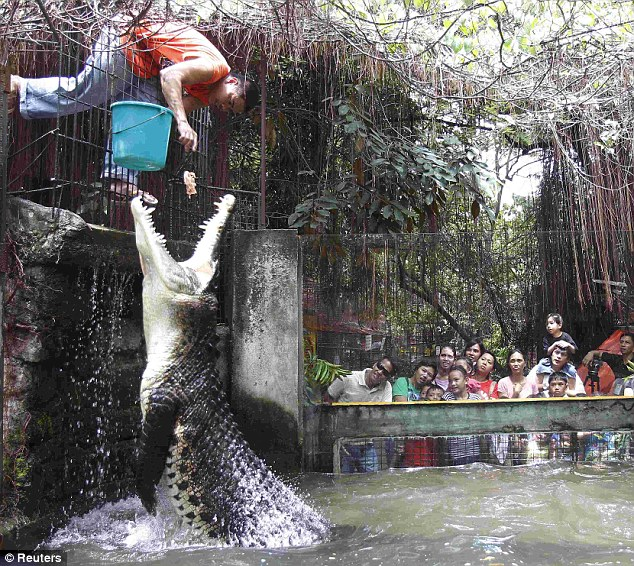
[39,462,634,566]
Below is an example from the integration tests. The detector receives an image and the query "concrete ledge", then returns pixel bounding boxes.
[306,397,634,471]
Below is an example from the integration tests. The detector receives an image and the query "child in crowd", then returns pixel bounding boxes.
[536,313,578,382]
[543,371,569,398]
[442,365,481,464]
[454,355,474,375]
[425,384,444,400]
[442,366,482,400]
[420,383,432,399]
[455,355,483,396]
[543,313,577,356]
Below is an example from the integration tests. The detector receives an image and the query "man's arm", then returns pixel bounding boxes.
[182,94,207,114]
[582,350,602,366]
[325,377,344,403]
[159,58,220,152]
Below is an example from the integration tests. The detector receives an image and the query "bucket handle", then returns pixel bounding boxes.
[112,109,171,135]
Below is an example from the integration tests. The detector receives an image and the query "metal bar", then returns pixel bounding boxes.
[259,55,267,229]
[7,128,59,159]
[0,65,9,504]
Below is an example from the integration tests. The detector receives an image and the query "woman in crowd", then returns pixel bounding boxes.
[497,349,539,399]
[493,349,536,464]
[463,337,486,366]
[434,345,456,391]
[471,350,498,399]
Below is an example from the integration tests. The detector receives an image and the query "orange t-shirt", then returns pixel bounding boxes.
[122,22,231,104]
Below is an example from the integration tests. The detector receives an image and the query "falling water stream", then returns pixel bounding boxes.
[59,263,136,518]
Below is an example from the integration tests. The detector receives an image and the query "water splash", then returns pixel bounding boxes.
[60,262,136,517]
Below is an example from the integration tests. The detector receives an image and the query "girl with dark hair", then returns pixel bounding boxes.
[463,338,486,365]
[441,366,481,401]
[471,350,498,399]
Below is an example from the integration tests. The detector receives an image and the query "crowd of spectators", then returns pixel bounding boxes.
[325,314,634,406]
[323,314,634,471]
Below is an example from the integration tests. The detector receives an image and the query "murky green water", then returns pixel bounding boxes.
[43,462,634,565]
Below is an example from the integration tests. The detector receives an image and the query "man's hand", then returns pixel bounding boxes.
[582,351,598,366]
[175,118,197,152]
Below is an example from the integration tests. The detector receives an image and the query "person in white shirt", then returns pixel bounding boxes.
[527,344,586,396]
[326,356,396,472]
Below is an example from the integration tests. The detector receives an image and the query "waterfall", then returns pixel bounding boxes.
[59,261,138,518]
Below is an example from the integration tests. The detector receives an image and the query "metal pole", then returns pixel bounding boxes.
[0,67,9,505]
[259,55,267,229]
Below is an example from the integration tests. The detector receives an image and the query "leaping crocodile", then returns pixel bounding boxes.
[131,195,328,547]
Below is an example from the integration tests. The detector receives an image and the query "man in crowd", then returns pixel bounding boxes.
[326,356,396,472]
[528,343,586,397]
[582,332,634,395]
[326,356,396,403]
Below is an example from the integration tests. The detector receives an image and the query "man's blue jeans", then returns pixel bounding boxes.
[18,26,162,185]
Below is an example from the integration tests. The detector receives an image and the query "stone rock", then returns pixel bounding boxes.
[7,198,88,264]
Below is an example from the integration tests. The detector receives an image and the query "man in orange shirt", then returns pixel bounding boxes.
[9,20,259,203]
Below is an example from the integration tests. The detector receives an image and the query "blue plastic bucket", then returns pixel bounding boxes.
[111,102,174,171]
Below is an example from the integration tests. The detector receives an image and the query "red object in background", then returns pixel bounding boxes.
[577,329,623,395]
[403,438,438,467]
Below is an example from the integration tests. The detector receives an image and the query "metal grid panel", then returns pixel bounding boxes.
[333,431,633,473]
[302,231,633,369]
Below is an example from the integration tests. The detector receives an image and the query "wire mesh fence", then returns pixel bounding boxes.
[333,431,633,473]
[301,232,634,371]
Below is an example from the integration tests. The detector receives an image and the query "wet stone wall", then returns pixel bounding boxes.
[2,199,146,545]
[1,198,239,546]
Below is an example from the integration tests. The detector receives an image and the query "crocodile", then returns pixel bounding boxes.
[130,195,329,547]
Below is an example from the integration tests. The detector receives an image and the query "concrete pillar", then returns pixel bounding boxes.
[229,230,302,472]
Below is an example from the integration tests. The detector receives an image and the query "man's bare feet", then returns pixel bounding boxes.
[7,75,20,114]
[109,180,158,205]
